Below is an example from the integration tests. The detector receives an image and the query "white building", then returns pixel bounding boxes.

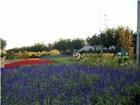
[78,45,102,52]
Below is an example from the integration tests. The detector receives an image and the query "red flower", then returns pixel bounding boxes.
[5,58,55,69]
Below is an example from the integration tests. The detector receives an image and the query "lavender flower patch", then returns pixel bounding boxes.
[1,64,140,105]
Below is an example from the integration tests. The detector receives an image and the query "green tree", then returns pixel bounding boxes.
[54,39,71,54]
[0,38,7,50]
[132,33,137,54]
[87,28,117,48]
[99,28,117,48]
[86,34,100,46]
[31,43,47,52]
[7,43,48,53]
[54,38,84,55]
[71,39,85,50]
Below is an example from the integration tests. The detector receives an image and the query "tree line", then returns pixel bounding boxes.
[1,26,136,56]
[87,26,135,56]
[5,38,84,55]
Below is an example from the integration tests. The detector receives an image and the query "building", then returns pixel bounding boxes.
[78,45,102,53]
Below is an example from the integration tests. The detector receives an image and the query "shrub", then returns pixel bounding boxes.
[13,51,49,59]
[76,53,134,67]
[20,51,30,58]
[48,49,60,56]
[6,51,17,60]
[102,53,114,59]
[124,84,140,105]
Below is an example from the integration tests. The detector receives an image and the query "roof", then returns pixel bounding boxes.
[78,46,95,52]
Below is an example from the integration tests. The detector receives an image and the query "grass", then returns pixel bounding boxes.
[40,55,76,64]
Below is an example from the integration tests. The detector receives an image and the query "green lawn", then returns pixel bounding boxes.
[40,55,76,64]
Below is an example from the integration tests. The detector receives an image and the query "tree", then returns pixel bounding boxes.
[47,43,54,51]
[7,43,48,53]
[54,38,85,55]
[71,39,85,50]
[86,34,100,46]
[116,26,134,57]
[54,39,71,54]
[99,28,117,48]
[132,33,137,54]
[0,38,7,50]
[87,28,117,48]
[31,43,47,52]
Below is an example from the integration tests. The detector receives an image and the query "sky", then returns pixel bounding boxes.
[0,0,137,49]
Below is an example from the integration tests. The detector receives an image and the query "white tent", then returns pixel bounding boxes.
[78,46,95,52]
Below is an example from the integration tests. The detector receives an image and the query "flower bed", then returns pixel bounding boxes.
[4,58,55,69]
[1,64,140,105]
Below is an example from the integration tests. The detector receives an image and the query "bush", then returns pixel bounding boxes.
[19,51,30,58]
[76,53,134,67]
[14,51,49,59]
[124,84,140,105]
[6,51,17,60]
[48,49,60,56]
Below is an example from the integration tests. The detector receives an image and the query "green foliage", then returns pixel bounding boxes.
[87,28,117,48]
[6,51,49,59]
[71,38,85,50]
[93,92,113,105]
[124,84,140,105]
[86,34,100,46]
[0,38,7,50]
[54,39,71,54]
[76,53,134,68]
[41,55,76,64]
[90,91,133,105]
[7,43,47,53]
[51,98,64,105]
[71,96,83,105]
[86,26,135,57]
[132,33,137,54]
[117,56,129,65]
[116,26,134,57]
[0,38,7,57]
[33,100,39,105]
[6,51,17,60]
[31,43,47,52]
[54,38,84,55]
[77,72,99,87]
[100,28,117,48]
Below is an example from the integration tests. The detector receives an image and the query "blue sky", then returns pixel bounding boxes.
[0,0,137,49]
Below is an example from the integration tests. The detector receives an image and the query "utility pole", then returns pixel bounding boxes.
[99,0,108,32]
[137,0,140,68]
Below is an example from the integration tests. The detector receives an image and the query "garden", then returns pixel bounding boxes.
[1,26,140,105]
[1,64,140,105]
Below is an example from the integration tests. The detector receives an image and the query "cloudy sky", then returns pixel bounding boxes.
[0,0,137,49]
